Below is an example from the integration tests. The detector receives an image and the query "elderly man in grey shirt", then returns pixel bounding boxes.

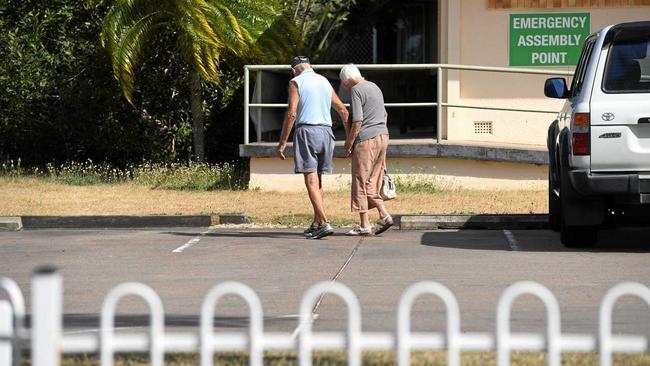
[340,64,393,236]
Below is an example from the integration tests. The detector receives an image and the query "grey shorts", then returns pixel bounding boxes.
[293,125,335,174]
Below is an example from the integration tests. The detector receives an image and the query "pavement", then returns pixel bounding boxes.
[1,226,650,339]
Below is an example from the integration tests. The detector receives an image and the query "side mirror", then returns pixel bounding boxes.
[544,78,569,99]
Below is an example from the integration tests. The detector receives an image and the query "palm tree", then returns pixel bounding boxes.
[100,0,278,162]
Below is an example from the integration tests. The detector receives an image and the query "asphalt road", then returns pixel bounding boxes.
[1,227,650,339]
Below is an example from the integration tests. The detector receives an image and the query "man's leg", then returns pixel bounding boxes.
[319,173,325,212]
[304,172,328,225]
[311,173,325,226]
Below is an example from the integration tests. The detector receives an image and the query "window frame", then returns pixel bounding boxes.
[601,30,650,94]
[570,36,597,98]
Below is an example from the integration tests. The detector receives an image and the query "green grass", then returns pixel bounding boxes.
[131,162,244,191]
[1,159,445,194]
[392,171,446,194]
[46,161,130,185]
[55,352,650,366]
[0,159,247,191]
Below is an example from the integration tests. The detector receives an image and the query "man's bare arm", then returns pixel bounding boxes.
[331,91,349,135]
[277,82,299,159]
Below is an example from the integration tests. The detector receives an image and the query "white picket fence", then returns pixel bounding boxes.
[1,267,650,366]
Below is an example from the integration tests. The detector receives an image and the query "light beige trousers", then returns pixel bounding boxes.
[351,134,389,213]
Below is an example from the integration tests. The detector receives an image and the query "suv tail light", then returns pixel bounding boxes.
[572,113,590,156]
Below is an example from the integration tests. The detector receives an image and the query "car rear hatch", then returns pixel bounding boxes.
[590,23,650,173]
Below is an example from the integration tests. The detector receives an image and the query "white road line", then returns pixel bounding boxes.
[290,313,319,340]
[290,237,363,341]
[172,229,212,253]
[503,229,520,251]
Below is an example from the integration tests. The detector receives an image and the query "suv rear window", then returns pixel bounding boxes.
[603,27,650,93]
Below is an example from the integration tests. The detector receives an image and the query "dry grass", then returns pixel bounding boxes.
[55,352,650,366]
[0,177,546,226]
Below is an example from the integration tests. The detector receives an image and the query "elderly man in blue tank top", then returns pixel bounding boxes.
[277,56,349,239]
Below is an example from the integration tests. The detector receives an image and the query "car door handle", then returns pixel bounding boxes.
[639,118,650,124]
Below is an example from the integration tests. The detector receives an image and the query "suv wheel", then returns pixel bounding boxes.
[559,168,597,247]
[548,170,561,232]
[560,220,597,247]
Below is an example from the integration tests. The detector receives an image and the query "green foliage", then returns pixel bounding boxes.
[0,0,305,173]
[0,160,25,178]
[99,0,281,103]
[0,0,191,166]
[294,0,357,59]
[132,161,246,190]
[0,159,247,191]
[253,12,305,63]
[44,160,130,185]
[393,174,443,193]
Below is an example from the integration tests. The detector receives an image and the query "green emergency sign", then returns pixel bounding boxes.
[509,13,590,67]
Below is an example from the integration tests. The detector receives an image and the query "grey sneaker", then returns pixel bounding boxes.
[310,223,334,239]
[303,223,318,238]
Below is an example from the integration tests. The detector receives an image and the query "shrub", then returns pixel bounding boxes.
[44,160,130,185]
[0,159,25,177]
[393,174,443,193]
[0,160,248,191]
[132,162,246,191]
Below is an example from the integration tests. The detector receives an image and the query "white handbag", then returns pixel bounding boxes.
[380,168,397,201]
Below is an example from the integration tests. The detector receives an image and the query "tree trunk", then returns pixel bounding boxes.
[190,70,206,162]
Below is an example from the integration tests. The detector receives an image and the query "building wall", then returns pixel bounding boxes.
[440,0,650,146]
[248,157,547,192]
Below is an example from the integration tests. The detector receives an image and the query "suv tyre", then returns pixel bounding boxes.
[560,220,597,248]
[548,169,561,232]
[559,166,597,247]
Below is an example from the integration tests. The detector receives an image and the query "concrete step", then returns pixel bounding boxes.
[0,217,22,231]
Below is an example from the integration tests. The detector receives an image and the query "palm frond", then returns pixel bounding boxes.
[101,0,285,102]
[111,11,164,103]
[176,0,223,49]
[252,13,303,64]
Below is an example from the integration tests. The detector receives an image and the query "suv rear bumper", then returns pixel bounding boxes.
[569,170,650,203]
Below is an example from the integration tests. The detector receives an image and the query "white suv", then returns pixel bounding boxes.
[545,21,650,247]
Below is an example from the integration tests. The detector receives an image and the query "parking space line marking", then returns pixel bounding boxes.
[503,229,520,251]
[172,229,212,253]
[290,237,364,340]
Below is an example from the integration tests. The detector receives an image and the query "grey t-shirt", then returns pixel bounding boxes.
[350,81,389,142]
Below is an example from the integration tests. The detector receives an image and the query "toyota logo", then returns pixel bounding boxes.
[602,112,615,122]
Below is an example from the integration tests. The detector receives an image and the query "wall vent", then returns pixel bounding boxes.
[474,121,493,135]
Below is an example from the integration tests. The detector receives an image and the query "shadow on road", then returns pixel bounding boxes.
[420,227,650,253]
[165,231,306,240]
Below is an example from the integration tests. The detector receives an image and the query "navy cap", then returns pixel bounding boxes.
[291,56,310,68]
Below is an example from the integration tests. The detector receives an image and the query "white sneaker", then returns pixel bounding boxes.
[345,225,373,236]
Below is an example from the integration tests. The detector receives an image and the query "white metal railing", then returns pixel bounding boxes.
[243,63,574,144]
[1,268,649,366]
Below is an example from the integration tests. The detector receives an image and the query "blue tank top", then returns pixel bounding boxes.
[291,69,333,126]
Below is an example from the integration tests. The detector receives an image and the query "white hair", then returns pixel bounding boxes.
[339,64,363,82]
